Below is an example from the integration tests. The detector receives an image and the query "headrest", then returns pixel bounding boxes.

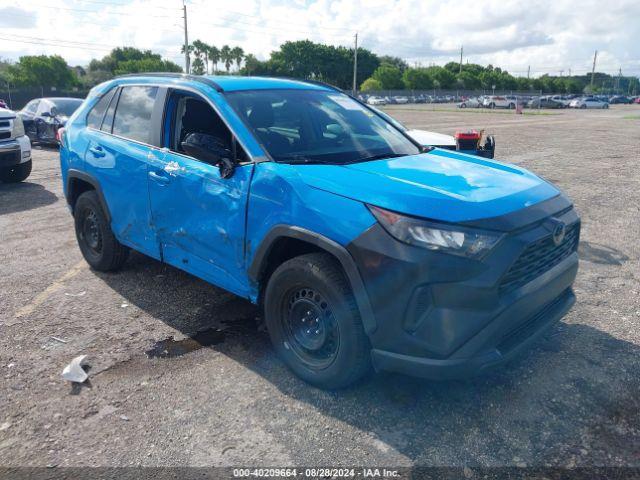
[247,100,274,129]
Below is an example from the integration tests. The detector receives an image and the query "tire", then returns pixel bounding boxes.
[508,103,515,109]
[580,104,587,109]
[264,252,371,389]
[489,103,496,109]
[460,103,466,108]
[74,190,129,271]
[603,104,609,109]
[0,160,32,183]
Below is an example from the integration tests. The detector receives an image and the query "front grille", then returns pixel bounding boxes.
[500,223,579,293]
[0,131,10,140]
[0,120,10,128]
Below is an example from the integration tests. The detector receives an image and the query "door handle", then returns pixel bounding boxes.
[89,146,105,158]
[148,170,170,186]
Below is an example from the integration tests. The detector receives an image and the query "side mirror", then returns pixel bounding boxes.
[181,132,235,179]
[41,111,52,118]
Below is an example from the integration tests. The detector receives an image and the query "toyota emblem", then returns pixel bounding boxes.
[552,222,566,246]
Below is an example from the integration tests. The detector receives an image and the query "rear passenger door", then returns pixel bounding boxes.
[83,85,165,259]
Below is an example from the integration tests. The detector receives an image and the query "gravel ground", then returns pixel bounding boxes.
[1,105,639,469]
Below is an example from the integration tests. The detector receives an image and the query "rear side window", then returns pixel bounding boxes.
[87,88,116,129]
[112,86,158,144]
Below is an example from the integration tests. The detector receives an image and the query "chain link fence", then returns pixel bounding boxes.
[0,86,90,110]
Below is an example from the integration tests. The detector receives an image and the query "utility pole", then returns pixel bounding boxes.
[527,65,530,79]
[590,50,598,86]
[459,45,463,74]
[183,1,190,74]
[617,67,622,94]
[568,68,571,77]
[352,33,358,95]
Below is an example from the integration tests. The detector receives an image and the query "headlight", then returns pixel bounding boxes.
[368,205,503,258]
[12,116,25,138]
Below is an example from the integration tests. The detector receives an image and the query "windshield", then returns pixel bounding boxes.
[225,89,420,164]
[51,98,83,116]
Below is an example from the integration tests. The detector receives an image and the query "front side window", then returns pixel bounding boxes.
[112,86,158,144]
[23,100,39,115]
[225,89,420,164]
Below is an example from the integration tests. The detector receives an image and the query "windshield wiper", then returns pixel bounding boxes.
[276,155,333,165]
[345,153,409,164]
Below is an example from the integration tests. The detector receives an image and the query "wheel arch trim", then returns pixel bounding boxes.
[249,225,377,334]
[66,169,112,223]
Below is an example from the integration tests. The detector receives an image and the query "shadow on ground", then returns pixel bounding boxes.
[98,251,640,466]
[0,182,59,215]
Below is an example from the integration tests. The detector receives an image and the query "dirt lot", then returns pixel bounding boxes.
[1,105,639,469]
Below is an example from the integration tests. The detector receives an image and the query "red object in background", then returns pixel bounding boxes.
[455,130,481,151]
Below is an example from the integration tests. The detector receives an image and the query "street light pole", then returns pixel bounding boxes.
[183,1,190,74]
[352,33,358,96]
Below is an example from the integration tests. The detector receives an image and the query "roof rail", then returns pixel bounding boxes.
[115,72,224,92]
[273,77,343,92]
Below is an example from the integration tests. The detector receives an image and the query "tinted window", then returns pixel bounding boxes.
[112,86,158,143]
[50,98,83,116]
[87,89,116,129]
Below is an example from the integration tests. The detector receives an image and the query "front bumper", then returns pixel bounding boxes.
[0,136,31,167]
[347,195,580,379]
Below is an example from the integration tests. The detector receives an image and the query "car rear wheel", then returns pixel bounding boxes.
[74,190,129,271]
[508,103,515,109]
[264,252,371,389]
[489,103,496,109]
[580,104,587,109]
[0,160,32,183]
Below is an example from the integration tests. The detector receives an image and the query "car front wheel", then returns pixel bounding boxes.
[0,160,32,183]
[74,190,129,271]
[264,252,371,389]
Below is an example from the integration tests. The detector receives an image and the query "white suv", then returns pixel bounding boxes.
[0,107,32,183]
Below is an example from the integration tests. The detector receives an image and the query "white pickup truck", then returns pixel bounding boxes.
[0,107,32,183]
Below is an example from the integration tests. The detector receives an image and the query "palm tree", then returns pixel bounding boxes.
[192,40,209,74]
[207,45,220,74]
[231,46,244,72]
[180,43,194,73]
[220,45,232,73]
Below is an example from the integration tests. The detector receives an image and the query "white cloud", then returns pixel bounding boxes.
[0,0,638,77]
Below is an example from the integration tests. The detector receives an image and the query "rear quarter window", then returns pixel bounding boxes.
[86,88,117,129]
[112,86,158,144]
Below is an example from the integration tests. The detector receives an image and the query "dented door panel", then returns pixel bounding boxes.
[147,151,254,298]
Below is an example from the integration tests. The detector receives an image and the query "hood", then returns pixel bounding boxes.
[294,149,560,223]
[0,107,16,119]
[406,129,456,147]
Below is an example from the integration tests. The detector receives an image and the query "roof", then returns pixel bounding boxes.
[114,73,334,93]
[205,76,332,92]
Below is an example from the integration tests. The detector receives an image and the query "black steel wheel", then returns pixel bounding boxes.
[74,190,129,271]
[264,252,371,389]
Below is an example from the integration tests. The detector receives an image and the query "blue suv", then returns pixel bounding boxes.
[60,74,579,388]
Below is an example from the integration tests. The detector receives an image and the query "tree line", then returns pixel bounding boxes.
[0,40,637,96]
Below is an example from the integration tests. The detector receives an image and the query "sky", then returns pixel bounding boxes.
[0,0,639,78]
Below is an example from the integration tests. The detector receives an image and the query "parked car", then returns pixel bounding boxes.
[569,97,609,109]
[61,74,580,388]
[19,97,84,144]
[458,97,481,108]
[394,96,409,104]
[0,106,32,182]
[366,96,386,106]
[370,106,495,158]
[483,95,517,109]
[528,97,564,109]
[608,95,631,104]
[550,95,571,107]
[633,97,640,104]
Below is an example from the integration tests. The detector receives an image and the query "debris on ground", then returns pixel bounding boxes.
[61,355,90,383]
[50,336,67,344]
[64,291,86,297]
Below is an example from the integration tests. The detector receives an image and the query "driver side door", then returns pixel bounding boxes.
[147,90,254,298]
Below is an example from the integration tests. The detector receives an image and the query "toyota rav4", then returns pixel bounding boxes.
[59,74,580,388]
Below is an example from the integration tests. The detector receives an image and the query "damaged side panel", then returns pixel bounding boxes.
[147,151,255,299]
